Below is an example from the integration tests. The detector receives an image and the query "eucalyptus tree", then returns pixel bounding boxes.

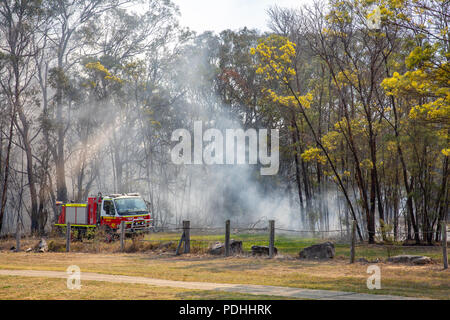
[40,0,138,210]
[0,0,48,233]
[73,1,182,196]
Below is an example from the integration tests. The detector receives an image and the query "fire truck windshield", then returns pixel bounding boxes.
[114,198,148,215]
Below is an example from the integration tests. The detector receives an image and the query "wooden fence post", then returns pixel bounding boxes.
[120,221,125,252]
[350,220,356,264]
[175,231,185,256]
[183,220,190,254]
[443,221,448,270]
[269,220,275,258]
[66,223,71,252]
[15,226,20,252]
[225,220,230,257]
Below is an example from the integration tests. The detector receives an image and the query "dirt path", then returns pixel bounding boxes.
[0,269,418,300]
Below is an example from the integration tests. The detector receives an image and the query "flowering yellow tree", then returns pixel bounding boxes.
[378,0,449,243]
[251,35,313,109]
[251,34,364,240]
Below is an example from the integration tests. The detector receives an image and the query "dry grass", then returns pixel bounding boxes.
[0,232,447,300]
[0,251,448,299]
[0,275,296,300]
[0,235,179,254]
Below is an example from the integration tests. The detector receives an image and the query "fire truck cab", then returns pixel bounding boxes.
[55,193,152,235]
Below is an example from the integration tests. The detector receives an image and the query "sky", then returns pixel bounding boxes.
[171,0,310,34]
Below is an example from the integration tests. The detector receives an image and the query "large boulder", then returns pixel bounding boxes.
[209,240,243,255]
[209,242,224,255]
[299,242,335,260]
[251,245,277,256]
[387,255,432,265]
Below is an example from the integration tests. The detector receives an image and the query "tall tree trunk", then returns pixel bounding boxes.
[368,126,386,241]
[290,117,304,214]
[382,58,420,243]
[435,157,448,241]
[286,85,364,241]
[55,64,68,203]
[0,105,16,233]
[16,107,39,234]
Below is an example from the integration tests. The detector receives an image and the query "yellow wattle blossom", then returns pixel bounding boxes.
[85,61,109,74]
[336,69,359,88]
[382,42,449,126]
[322,131,341,151]
[265,89,313,109]
[409,98,450,123]
[386,141,397,152]
[85,61,123,83]
[297,92,313,109]
[251,35,316,111]
[360,159,374,170]
[250,35,297,83]
[442,148,450,157]
[301,147,327,165]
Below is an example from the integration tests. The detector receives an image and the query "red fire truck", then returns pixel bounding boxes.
[55,193,152,237]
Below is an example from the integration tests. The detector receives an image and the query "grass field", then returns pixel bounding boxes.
[0,275,299,300]
[0,233,448,300]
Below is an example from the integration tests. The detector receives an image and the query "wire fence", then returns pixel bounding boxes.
[132,220,448,258]
[3,219,447,269]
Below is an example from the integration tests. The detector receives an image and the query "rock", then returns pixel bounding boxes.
[387,255,432,265]
[412,257,432,265]
[209,242,224,255]
[251,245,277,256]
[209,240,243,255]
[34,238,48,253]
[357,257,382,264]
[229,240,243,254]
[299,242,335,260]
